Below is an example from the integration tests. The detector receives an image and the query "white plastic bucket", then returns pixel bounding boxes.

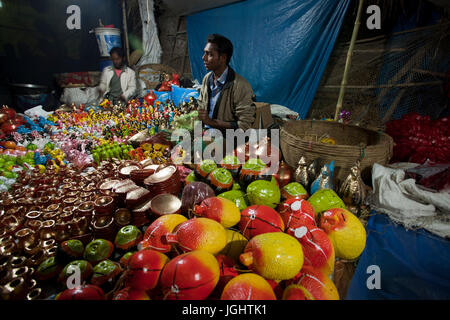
[94,27,122,57]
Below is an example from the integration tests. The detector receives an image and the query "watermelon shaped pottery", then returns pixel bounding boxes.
[91,259,122,286]
[59,260,93,284]
[281,182,308,200]
[217,189,248,210]
[195,159,217,181]
[207,168,233,193]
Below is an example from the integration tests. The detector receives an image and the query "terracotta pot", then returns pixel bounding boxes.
[16,198,31,211]
[15,228,37,250]
[27,288,43,300]
[25,220,42,232]
[0,234,13,246]
[0,277,28,300]
[44,245,58,257]
[114,208,132,228]
[39,220,56,240]
[5,205,26,218]
[23,239,42,256]
[0,240,20,257]
[63,197,78,207]
[44,203,62,215]
[27,250,46,267]
[94,196,115,215]
[9,256,27,269]
[25,210,42,220]
[1,215,22,235]
[12,266,31,282]
[55,222,70,243]
[70,216,89,236]
[0,255,9,273]
[0,267,12,285]
[59,210,74,223]
[51,194,65,204]
[41,239,56,250]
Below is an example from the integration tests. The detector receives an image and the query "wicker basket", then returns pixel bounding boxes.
[280,120,393,185]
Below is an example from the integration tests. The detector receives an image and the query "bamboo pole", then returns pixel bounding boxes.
[122,0,131,65]
[322,81,443,89]
[334,0,365,121]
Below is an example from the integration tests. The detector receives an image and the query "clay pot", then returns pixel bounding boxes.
[39,220,56,240]
[9,256,27,269]
[5,205,26,218]
[114,208,132,228]
[70,216,89,236]
[41,239,56,250]
[0,255,9,272]
[12,266,31,282]
[0,277,28,300]
[23,239,42,256]
[63,197,78,207]
[0,234,13,246]
[16,198,31,211]
[55,222,71,243]
[28,250,46,267]
[15,228,37,250]
[27,288,42,300]
[92,216,116,242]
[94,196,115,215]
[38,196,52,208]
[59,210,74,223]
[25,210,42,221]
[44,245,58,257]
[25,220,42,232]
[1,215,22,235]
[0,240,19,257]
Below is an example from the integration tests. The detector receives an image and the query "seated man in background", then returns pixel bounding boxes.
[98,47,136,104]
[197,34,255,132]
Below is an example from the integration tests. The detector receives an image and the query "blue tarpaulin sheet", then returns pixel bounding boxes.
[347,213,450,300]
[186,0,350,119]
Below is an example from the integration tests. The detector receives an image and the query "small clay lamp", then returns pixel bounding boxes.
[15,228,37,250]
[0,277,28,300]
[94,196,115,215]
[39,220,56,240]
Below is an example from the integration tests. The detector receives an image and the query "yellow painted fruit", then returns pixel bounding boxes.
[219,229,248,262]
[167,218,227,255]
[319,208,366,260]
[194,197,241,228]
[221,273,276,300]
[240,232,303,280]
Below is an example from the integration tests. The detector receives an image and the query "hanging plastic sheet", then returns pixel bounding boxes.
[186,0,350,119]
[346,213,450,300]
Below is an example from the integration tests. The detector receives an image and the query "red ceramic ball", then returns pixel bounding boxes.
[239,205,285,239]
[56,284,105,300]
[125,249,169,291]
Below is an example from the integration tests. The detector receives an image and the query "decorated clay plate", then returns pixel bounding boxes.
[144,166,177,184]
[150,194,181,216]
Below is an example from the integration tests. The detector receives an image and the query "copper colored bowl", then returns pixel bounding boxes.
[0,241,19,257]
[41,239,56,250]
[150,194,182,216]
[15,228,37,249]
[1,215,22,235]
[39,220,55,240]
[9,256,27,269]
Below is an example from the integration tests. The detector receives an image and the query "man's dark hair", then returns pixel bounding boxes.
[110,47,124,58]
[207,34,233,65]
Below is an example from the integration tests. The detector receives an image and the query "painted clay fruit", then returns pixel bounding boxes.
[286,265,339,300]
[246,180,281,209]
[139,214,187,253]
[282,284,307,300]
[180,181,215,215]
[36,256,61,281]
[125,250,169,291]
[307,189,345,214]
[83,239,114,264]
[266,279,284,300]
[218,229,248,263]
[57,239,84,264]
[288,225,335,275]
[58,260,93,284]
[119,251,136,268]
[115,225,143,250]
[194,197,241,228]
[239,205,285,239]
[210,254,239,299]
[166,218,227,255]
[207,168,234,193]
[279,198,317,229]
[195,159,217,180]
[91,260,122,286]
[217,189,248,210]
[221,273,276,300]
[281,182,308,200]
[319,208,366,260]
[113,287,150,300]
[160,250,220,300]
[221,154,242,179]
[56,284,105,300]
[240,232,303,280]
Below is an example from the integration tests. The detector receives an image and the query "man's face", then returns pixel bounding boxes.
[202,42,226,71]
[111,52,123,69]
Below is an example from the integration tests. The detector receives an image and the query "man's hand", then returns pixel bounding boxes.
[120,94,127,102]
[198,109,211,125]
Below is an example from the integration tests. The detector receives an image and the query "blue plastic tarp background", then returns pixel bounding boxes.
[186,0,350,119]
[347,213,450,300]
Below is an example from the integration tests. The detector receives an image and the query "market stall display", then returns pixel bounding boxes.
[0,96,374,301]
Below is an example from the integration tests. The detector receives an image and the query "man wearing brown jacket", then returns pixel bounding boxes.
[197,34,256,132]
